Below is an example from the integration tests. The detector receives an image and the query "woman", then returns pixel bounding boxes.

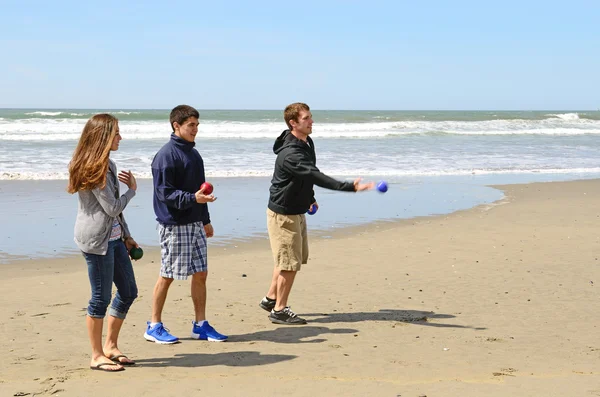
[68,114,139,372]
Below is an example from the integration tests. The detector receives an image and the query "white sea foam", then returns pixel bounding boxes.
[3,167,600,181]
[2,117,600,141]
[205,167,600,178]
[546,113,580,120]
[24,111,64,116]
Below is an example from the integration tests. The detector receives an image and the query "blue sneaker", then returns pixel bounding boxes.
[144,322,179,344]
[191,321,228,342]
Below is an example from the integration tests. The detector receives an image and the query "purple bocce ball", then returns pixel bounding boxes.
[377,181,388,193]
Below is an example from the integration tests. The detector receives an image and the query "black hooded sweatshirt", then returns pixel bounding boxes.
[267,130,355,215]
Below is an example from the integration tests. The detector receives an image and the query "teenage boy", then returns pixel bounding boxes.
[144,105,227,343]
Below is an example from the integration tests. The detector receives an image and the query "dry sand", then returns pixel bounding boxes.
[1,179,599,396]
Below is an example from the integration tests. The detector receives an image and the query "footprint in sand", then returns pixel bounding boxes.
[493,368,518,377]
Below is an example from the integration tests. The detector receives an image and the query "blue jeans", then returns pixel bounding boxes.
[83,239,138,319]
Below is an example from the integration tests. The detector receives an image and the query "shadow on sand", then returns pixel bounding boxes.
[300,309,486,330]
[228,325,359,344]
[223,309,483,345]
[134,351,296,368]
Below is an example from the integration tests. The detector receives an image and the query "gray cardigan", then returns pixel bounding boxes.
[74,159,136,255]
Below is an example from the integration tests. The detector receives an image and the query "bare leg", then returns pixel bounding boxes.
[87,316,122,370]
[191,271,208,322]
[103,316,134,364]
[266,266,280,300]
[104,316,123,354]
[274,270,297,311]
[151,276,174,323]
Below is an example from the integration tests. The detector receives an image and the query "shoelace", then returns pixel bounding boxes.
[157,325,171,335]
[283,307,298,317]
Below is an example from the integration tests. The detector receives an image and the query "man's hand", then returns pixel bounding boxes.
[353,178,375,192]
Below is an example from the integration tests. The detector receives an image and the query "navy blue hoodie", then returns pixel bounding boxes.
[268,130,355,215]
[152,134,210,225]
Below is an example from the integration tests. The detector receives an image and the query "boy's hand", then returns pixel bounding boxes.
[204,223,214,238]
[195,185,217,203]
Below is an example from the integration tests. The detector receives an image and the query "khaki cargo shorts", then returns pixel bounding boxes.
[266,208,308,271]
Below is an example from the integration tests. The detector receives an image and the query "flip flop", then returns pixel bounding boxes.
[90,362,125,372]
[109,354,136,366]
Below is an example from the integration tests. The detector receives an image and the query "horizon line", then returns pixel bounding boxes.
[0,107,598,112]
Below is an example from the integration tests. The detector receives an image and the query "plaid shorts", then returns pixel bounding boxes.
[158,222,207,280]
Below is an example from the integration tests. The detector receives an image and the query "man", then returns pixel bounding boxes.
[144,105,227,343]
[259,102,374,325]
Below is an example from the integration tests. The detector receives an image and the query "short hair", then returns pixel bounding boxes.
[284,102,310,130]
[170,105,200,132]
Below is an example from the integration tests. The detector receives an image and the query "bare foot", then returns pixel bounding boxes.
[103,348,135,365]
[90,356,124,371]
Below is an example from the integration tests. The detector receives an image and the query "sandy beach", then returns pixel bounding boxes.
[1,179,599,396]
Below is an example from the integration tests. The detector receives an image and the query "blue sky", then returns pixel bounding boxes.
[1,1,598,110]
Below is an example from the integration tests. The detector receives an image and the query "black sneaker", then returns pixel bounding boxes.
[259,296,276,312]
[269,307,307,325]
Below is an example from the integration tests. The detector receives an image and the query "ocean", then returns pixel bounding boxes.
[1,109,599,263]
[2,109,600,180]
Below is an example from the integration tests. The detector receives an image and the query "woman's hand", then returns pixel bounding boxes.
[123,236,138,251]
[118,170,137,191]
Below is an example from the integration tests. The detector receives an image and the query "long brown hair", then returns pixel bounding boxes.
[67,114,118,193]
